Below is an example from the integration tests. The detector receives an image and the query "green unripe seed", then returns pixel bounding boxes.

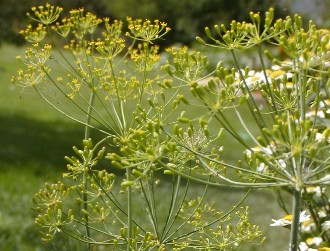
[164,170,174,175]
[132,169,144,177]
[178,117,190,123]
[83,138,93,148]
[121,180,134,188]
[111,160,124,169]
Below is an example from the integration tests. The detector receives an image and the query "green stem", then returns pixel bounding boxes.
[108,60,126,132]
[257,44,278,117]
[168,188,251,243]
[289,188,302,251]
[162,128,289,184]
[299,70,307,122]
[85,91,95,139]
[161,175,182,240]
[83,91,95,249]
[126,167,133,250]
[139,43,150,103]
[230,49,268,132]
[158,159,290,188]
[33,86,111,136]
[139,177,159,236]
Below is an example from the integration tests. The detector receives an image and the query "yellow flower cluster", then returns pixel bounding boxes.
[126,18,171,43]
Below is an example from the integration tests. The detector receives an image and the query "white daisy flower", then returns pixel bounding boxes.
[306,110,326,119]
[322,220,330,231]
[256,163,267,173]
[269,69,293,80]
[306,186,325,198]
[301,220,316,234]
[270,210,310,227]
[237,70,266,89]
[318,210,327,218]
[299,242,318,251]
[306,237,323,247]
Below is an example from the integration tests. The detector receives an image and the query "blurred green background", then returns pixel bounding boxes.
[0,0,329,250]
[2,0,329,47]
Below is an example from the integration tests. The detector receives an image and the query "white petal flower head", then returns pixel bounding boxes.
[270,210,310,227]
[257,163,267,173]
[240,71,266,89]
[318,210,327,218]
[301,220,316,234]
[322,220,330,231]
[270,216,292,227]
[299,242,309,251]
[315,132,326,142]
[306,237,323,247]
[306,186,325,198]
[298,242,318,251]
[306,110,326,119]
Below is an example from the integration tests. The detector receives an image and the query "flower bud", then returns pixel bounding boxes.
[148,98,155,108]
[98,170,104,179]
[205,27,212,38]
[83,138,93,148]
[121,180,134,188]
[111,160,124,169]
[285,18,292,30]
[204,127,210,138]
[179,95,189,104]
[196,36,206,45]
[173,124,179,135]
[133,226,140,236]
[81,209,89,216]
[132,169,144,177]
[120,227,127,237]
[178,117,190,123]
[214,24,220,34]
[73,146,80,155]
[262,127,272,137]
[97,147,105,159]
[68,209,74,221]
[249,12,255,22]
[164,170,174,175]
[121,160,130,166]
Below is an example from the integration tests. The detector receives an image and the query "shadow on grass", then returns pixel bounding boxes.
[0,113,118,250]
[0,113,92,172]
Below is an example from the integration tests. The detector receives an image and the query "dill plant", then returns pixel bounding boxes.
[12,3,330,251]
[12,3,262,251]
[189,9,330,251]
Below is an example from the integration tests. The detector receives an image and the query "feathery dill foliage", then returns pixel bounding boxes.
[12,4,330,251]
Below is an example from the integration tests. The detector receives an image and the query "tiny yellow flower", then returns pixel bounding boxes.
[126,18,170,43]
[27,4,63,25]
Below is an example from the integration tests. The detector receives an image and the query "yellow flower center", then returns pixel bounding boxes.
[284,214,292,221]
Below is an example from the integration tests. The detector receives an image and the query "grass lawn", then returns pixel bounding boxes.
[0,44,290,250]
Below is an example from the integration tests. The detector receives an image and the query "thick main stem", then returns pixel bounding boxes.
[289,189,302,251]
[126,167,133,250]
